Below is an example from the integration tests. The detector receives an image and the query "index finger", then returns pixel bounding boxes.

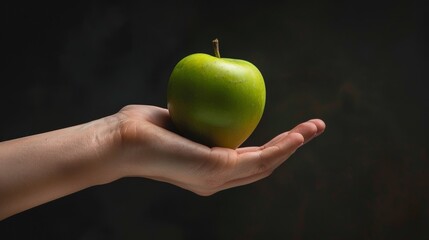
[232,119,325,179]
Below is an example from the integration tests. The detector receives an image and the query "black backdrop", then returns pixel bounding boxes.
[1,1,428,239]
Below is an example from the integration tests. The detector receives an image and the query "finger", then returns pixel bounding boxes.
[166,119,325,194]
[232,132,304,179]
[256,118,324,150]
[262,132,289,149]
[236,146,261,154]
[236,131,289,154]
[259,132,304,163]
[288,121,318,144]
[227,119,325,186]
[262,131,290,148]
[309,119,326,136]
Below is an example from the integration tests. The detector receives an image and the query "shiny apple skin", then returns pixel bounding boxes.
[167,53,266,149]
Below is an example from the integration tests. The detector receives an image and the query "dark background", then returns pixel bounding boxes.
[1,1,428,239]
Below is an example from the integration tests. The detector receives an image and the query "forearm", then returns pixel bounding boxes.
[0,116,121,220]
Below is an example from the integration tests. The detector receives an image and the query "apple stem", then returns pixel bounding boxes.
[212,38,221,58]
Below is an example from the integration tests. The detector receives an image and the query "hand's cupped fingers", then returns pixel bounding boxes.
[236,131,290,154]
[289,121,318,144]
[231,132,304,180]
[262,131,290,148]
[259,132,304,162]
[236,146,262,154]
[261,119,325,149]
[308,119,326,136]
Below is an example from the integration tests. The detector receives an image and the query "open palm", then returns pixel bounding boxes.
[116,105,325,196]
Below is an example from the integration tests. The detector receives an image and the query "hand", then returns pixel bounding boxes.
[113,105,326,196]
[0,104,325,219]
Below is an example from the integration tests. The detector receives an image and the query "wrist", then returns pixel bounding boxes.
[82,114,125,185]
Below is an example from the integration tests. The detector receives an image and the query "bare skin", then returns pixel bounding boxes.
[0,105,325,220]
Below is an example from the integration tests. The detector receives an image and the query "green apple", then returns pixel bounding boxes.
[167,39,266,149]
